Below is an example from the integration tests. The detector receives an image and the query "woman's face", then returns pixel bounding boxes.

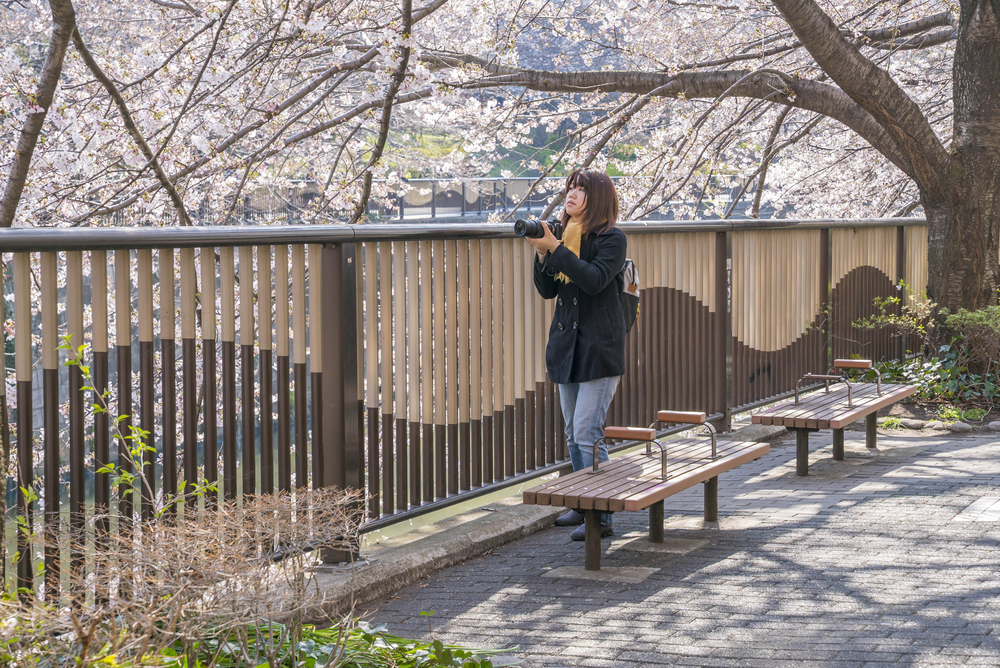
[565,183,587,219]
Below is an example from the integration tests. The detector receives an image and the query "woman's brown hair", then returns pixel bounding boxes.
[559,168,620,236]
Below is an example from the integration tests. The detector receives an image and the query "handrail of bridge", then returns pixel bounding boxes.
[0,217,926,251]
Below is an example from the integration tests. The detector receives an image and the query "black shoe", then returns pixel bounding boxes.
[570,522,614,541]
[554,509,586,527]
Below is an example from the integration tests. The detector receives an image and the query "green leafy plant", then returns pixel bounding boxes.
[944,305,1000,374]
[58,334,216,516]
[873,343,999,405]
[880,416,903,430]
[937,405,962,422]
[854,283,937,355]
[962,408,988,422]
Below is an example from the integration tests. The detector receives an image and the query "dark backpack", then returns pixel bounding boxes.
[620,258,639,333]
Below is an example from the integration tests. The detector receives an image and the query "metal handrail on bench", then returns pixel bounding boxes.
[590,430,670,481]
[588,411,720,481]
[793,359,884,408]
[796,374,853,406]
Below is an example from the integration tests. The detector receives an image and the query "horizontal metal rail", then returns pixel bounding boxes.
[0,217,927,251]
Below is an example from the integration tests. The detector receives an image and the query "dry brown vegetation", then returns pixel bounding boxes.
[1,487,366,667]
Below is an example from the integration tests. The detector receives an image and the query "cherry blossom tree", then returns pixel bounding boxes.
[426,0,994,313]
[1,0,997,315]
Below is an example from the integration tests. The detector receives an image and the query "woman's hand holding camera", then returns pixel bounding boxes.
[526,219,560,256]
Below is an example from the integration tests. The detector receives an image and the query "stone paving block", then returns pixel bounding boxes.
[363,433,1000,668]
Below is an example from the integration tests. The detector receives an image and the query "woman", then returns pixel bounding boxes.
[527,168,627,541]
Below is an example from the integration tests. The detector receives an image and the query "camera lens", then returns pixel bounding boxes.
[514,219,545,238]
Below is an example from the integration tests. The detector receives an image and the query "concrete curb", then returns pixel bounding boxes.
[303,496,562,621]
[728,423,787,443]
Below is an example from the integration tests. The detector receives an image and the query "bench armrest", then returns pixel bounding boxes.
[656,410,718,460]
[605,426,656,441]
[833,358,872,370]
[656,410,707,424]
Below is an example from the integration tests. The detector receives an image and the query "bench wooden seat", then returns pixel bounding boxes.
[524,412,769,571]
[751,359,917,475]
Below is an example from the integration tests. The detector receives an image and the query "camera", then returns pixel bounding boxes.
[514,218,563,240]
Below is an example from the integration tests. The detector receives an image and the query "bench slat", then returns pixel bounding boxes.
[526,438,713,508]
[797,384,909,429]
[755,387,852,425]
[754,383,878,423]
[530,444,692,506]
[550,440,757,511]
[581,441,718,511]
[560,440,709,509]
[600,440,762,511]
[799,385,883,428]
[800,385,885,429]
[589,440,748,511]
[752,383,913,429]
[765,386,869,426]
[827,385,918,428]
[618,442,770,512]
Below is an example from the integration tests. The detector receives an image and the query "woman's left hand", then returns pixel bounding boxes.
[526,220,560,254]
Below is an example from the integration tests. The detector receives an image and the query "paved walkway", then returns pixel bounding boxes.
[366,429,1000,667]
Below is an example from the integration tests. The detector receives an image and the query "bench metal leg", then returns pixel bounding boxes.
[866,413,878,449]
[832,428,845,461]
[795,429,809,476]
[649,501,664,543]
[584,509,601,571]
[704,476,718,522]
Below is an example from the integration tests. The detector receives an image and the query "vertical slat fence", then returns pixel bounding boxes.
[0,218,929,591]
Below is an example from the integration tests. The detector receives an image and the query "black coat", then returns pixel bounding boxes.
[533,227,628,384]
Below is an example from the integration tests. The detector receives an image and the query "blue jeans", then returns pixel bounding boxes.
[559,376,620,526]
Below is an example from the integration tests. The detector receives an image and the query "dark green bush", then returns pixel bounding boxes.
[944,305,1000,373]
[873,343,999,404]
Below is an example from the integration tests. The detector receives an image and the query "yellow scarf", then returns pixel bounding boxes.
[555,221,582,283]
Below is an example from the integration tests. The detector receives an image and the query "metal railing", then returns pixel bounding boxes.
[0,216,926,592]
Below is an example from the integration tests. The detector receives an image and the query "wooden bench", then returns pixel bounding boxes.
[523,411,770,570]
[751,359,917,476]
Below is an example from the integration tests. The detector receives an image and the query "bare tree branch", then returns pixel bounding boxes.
[866,28,956,50]
[752,108,794,218]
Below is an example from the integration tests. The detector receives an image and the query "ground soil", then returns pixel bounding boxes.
[888,400,1000,429]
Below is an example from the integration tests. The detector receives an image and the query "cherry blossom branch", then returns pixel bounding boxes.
[496,93,646,222]
[350,0,413,224]
[71,26,193,225]
[751,107,793,218]
[0,0,76,227]
[720,106,814,220]
[148,0,202,16]
[768,0,950,189]
[454,68,911,176]
[536,94,654,220]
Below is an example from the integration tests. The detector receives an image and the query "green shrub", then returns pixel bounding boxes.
[937,405,962,422]
[881,416,903,430]
[853,283,937,354]
[873,346,999,404]
[945,306,1000,373]
[963,408,988,422]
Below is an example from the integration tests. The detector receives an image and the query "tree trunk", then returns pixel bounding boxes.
[926,0,1000,313]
